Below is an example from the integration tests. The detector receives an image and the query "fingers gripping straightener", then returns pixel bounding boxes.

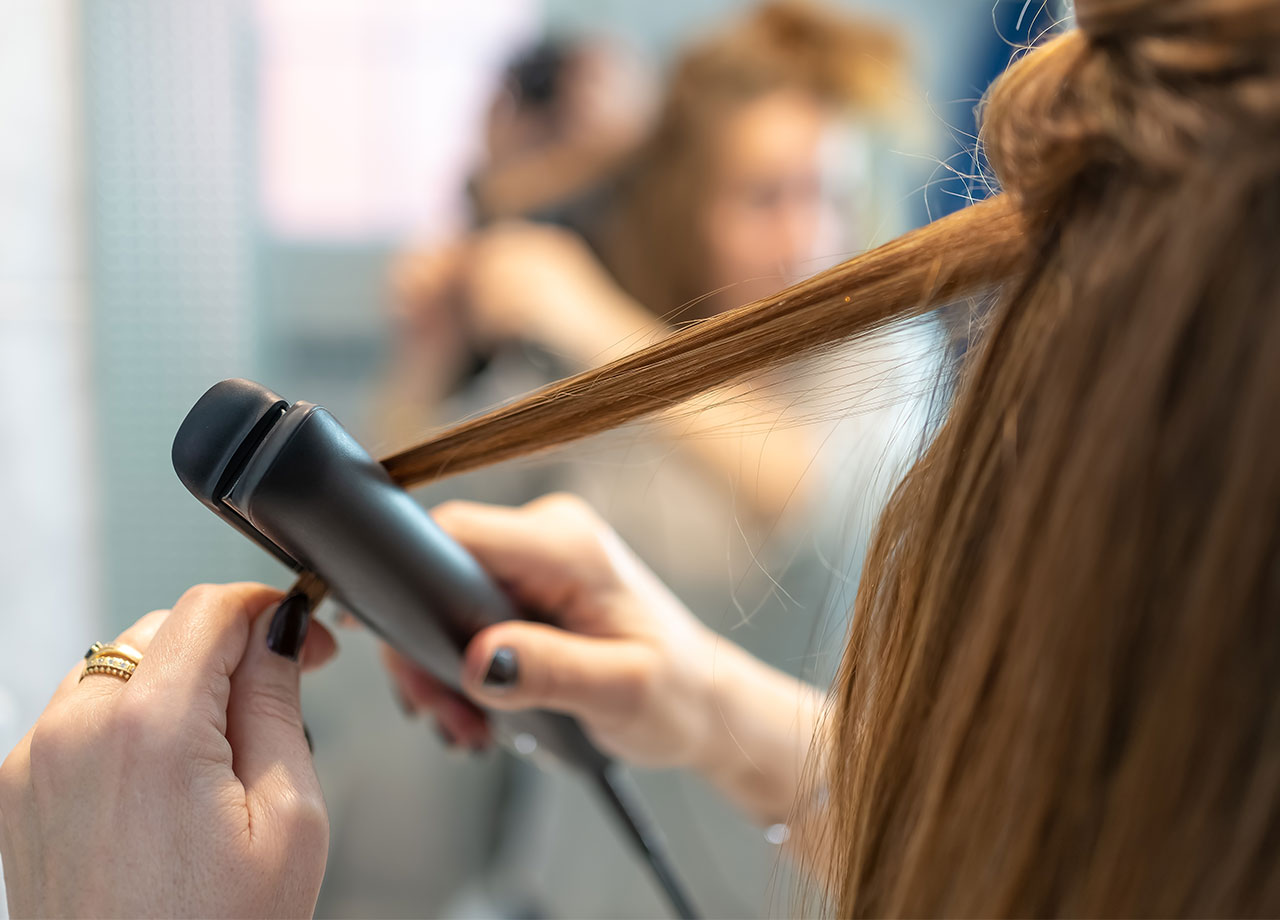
[172,378,698,919]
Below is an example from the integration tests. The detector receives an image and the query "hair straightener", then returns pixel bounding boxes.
[172,378,698,919]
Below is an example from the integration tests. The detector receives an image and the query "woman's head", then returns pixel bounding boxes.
[368,0,1280,913]
[817,0,1280,914]
[697,87,828,311]
[605,0,905,319]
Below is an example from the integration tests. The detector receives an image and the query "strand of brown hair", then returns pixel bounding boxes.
[379,194,1025,488]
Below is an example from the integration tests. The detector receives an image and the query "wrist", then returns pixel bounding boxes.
[686,636,757,772]
[686,634,822,826]
[556,290,666,368]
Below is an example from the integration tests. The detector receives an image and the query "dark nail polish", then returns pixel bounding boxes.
[267,593,311,661]
[483,647,518,689]
[303,721,314,754]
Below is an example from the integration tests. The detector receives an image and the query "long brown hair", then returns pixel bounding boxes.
[315,0,1280,912]
[811,1,1280,913]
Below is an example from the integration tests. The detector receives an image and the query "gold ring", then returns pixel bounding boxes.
[80,642,143,683]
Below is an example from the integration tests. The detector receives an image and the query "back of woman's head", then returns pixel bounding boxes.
[818,0,1280,914]
[374,1,1280,913]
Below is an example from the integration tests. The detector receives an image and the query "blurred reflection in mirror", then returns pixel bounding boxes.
[373,3,945,916]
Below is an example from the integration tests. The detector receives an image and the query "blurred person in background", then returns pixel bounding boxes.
[373,2,936,916]
[382,0,924,546]
[468,37,657,225]
[382,34,657,439]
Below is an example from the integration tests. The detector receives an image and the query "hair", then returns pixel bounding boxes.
[809,1,1280,913]
[599,0,907,320]
[310,0,1280,912]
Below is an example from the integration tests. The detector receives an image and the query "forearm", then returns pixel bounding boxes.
[374,338,464,449]
[690,636,824,828]
[554,288,817,518]
[658,387,818,519]
[471,142,632,221]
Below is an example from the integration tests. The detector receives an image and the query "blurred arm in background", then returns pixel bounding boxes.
[386,222,824,521]
[379,3,918,525]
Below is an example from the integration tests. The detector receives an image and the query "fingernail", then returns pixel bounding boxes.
[434,723,458,749]
[267,593,311,661]
[303,721,314,754]
[482,647,518,690]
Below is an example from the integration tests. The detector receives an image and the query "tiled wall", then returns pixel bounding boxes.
[80,0,278,630]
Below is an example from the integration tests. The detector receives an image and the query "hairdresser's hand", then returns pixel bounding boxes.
[382,493,726,768]
[383,495,821,828]
[463,222,661,364]
[0,584,337,918]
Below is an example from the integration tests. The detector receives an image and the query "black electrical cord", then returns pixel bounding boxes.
[591,763,702,920]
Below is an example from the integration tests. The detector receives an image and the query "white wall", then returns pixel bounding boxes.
[0,0,97,912]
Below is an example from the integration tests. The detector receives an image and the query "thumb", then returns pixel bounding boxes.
[225,595,322,817]
[461,621,656,724]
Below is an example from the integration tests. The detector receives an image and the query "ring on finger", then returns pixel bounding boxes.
[80,642,144,683]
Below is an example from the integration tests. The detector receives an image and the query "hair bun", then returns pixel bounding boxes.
[1077,0,1280,81]
[1074,0,1280,45]
[981,0,1280,213]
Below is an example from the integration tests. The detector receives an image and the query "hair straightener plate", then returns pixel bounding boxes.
[172,378,697,919]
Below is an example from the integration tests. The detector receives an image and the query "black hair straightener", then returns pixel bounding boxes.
[172,378,698,919]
